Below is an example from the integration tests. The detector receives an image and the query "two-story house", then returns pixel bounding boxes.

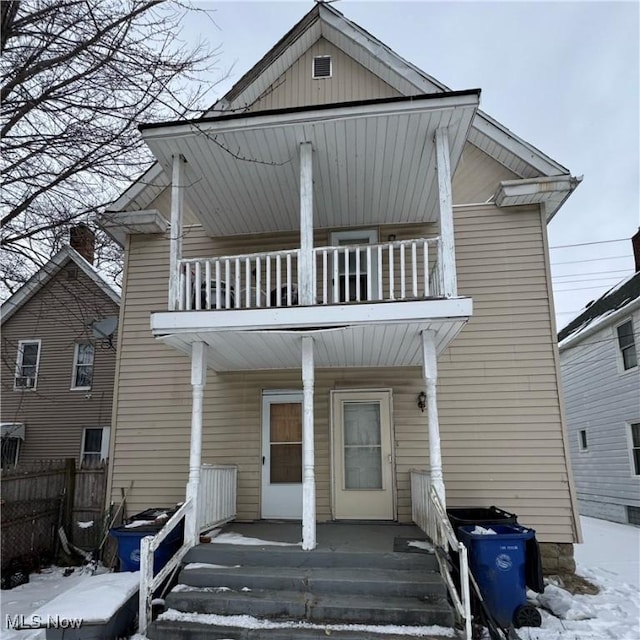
[1,226,120,467]
[100,3,581,635]
[558,230,640,526]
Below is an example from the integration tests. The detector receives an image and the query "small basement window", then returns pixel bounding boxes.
[578,429,588,451]
[628,506,640,526]
[312,55,332,79]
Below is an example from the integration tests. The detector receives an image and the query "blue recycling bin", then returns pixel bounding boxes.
[459,523,534,628]
[109,522,182,573]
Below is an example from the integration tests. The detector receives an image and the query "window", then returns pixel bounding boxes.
[330,229,378,302]
[630,423,640,476]
[628,506,640,526]
[616,320,637,371]
[312,55,332,79]
[81,427,110,464]
[1,438,20,468]
[72,343,94,389]
[14,340,41,390]
[578,429,588,451]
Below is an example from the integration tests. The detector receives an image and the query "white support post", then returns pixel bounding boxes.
[435,128,457,298]
[185,341,207,544]
[169,154,185,310]
[299,142,314,306]
[421,330,445,506]
[301,335,316,550]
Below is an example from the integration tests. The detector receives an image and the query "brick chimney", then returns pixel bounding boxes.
[633,228,640,274]
[69,224,95,265]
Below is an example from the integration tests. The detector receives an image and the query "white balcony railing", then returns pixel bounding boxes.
[176,237,444,311]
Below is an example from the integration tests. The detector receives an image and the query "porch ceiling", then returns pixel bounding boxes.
[156,318,467,372]
[140,92,479,237]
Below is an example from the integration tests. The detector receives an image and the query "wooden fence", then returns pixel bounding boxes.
[1,459,108,570]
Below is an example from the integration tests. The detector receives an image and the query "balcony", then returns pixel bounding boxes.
[177,237,443,312]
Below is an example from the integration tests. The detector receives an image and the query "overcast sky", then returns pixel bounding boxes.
[185,0,639,330]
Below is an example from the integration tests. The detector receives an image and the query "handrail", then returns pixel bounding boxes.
[410,470,472,640]
[139,498,192,636]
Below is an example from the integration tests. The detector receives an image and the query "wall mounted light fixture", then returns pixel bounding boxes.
[417,391,426,412]
[387,234,396,242]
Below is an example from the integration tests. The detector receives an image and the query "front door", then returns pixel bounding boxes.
[261,392,303,519]
[332,390,394,520]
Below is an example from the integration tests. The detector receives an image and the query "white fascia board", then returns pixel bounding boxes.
[141,93,480,143]
[495,175,581,205]
[1,247,120,325]
[150,297,473,335]
[106,162,168,213]
[558,296,640,352]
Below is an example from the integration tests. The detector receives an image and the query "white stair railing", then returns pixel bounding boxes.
[138,464,238,636]
[410,469,472,640]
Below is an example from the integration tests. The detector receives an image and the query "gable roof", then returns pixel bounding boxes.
[558,271,640,349]
[107,2,573,217]
[0,246,121,325]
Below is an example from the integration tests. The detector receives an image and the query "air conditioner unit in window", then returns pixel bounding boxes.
[16,376,35,388]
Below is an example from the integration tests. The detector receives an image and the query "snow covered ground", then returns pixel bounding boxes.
[1,516,638,639]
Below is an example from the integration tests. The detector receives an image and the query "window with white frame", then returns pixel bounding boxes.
[630,423,640,476]
[578,429,588,452]
[14,340,41,390]
[616,319,637,371]
[1,437,20,468]
[81,427,110,464]
[72,342,94,389]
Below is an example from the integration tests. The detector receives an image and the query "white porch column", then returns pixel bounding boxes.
[435,128,457,298]
[168,154,185,311]
[421,330,445,506]
[299,142,314,306]
[185,341,207,545]
[301,335,316,550]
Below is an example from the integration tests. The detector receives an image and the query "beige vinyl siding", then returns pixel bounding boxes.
[109,203,576,542]
[1,263,118,462]
[246,38,400,112]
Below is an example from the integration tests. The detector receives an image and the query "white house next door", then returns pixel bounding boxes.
[332,390,394,520]
[261,392,303,519]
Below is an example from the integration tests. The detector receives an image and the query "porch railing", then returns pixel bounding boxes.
[138,464,237,635]
[410,470,472,640]
[176,237,444,311]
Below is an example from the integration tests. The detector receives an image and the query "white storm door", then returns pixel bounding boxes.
[261,392,303,519]
[332,390,394,520]
[330,229,379,302]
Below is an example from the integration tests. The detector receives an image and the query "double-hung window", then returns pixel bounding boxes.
[630,423,640,476]
[14,340,41,390]
[72,343,94,389]
[81,427,110,464]
[616,320,637,371]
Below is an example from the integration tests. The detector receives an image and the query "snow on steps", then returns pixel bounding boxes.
[147,543,455,639]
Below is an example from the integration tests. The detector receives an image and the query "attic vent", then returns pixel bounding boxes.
[312,55,332,79]
[67,266,78,280]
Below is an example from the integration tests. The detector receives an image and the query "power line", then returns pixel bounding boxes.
[554,284,622,293]
[553,268,632,280]
[549,238,628,249]
[551,255,630,266]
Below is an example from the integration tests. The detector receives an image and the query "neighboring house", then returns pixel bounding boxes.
[1,226,120,467]
[558,230,640,526]
[101,0,580,602]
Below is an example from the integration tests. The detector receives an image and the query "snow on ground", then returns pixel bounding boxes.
[574,515,640,587]
[207,531,300,546]
[2,516,638,640]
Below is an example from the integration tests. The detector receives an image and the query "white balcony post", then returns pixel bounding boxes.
[435,128,457,298]
[169,154,185,311]
[421,330,445,506]
[185,341,207,544]
[299,142,314,306]
[301,335,316,550]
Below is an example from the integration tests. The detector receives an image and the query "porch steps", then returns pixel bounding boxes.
[148,541,455,639]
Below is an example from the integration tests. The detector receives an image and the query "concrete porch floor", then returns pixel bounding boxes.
[215,521,430,553]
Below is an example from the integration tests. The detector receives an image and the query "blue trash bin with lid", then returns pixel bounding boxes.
[459,523,534,628]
